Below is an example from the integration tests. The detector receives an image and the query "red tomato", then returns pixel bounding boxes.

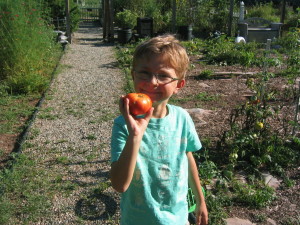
[251,99,260,105]
[125,93,152,116]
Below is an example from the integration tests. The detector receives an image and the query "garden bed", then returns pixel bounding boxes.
[174,57,300,224]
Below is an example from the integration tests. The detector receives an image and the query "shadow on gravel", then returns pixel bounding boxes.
[77,37,103,42]
[99,61,118,69]
[75,192,117,221]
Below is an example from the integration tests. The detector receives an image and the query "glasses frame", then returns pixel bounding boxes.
[133,70,180,84]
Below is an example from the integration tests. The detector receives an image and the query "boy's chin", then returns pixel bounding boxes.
[152,99,167,107]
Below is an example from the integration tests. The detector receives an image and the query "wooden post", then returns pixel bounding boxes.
[65,0,72,43]
[228,0,234,36]
[103,0,107,39]
[108,0,114,42]
[172,0,176,33]
[280,0,287,24]
[103,0,114,42]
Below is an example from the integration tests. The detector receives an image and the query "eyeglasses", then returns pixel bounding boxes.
[133,70,179,84]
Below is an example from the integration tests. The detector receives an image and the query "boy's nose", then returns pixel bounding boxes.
[149,74,159,86]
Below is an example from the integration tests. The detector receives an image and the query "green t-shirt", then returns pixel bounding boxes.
[111,104,202,225]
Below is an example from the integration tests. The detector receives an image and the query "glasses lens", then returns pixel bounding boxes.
[135,71,176,84]
[135,71,149,81]
[156,74,173,83]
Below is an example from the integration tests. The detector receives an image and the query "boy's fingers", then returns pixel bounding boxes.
[119,95,125,112]
[144,107,154,121]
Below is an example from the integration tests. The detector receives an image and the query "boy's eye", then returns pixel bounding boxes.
[156,74,170,80]
[135,71,150,79]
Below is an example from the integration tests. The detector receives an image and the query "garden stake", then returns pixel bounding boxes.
[292,81,300,136]
[260,39,272,104]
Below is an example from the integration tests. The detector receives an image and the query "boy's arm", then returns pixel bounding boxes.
[110,133,142,193]
[187,151,208,225]
[110,97,153,193]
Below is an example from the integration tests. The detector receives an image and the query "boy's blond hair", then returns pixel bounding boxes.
[132,35,189,80]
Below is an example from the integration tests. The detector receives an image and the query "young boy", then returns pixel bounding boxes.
[110,35,208,225]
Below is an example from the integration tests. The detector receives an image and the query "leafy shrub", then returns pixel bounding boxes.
[191,0,239,36]
[115,9,138,29]
[204,35,262,67]
[246,2,280,22]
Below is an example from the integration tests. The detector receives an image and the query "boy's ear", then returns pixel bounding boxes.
[174,79,185,94]
[177,79,185,89]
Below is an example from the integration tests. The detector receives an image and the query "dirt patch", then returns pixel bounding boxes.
[0,134,18,168]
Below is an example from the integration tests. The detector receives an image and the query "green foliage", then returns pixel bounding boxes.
[115,43,138,93]
[204,35,265,67]
[205,193,227,225]
[246,2,280,22]
[114,0,172,33]
[181,38,206,55]
[199,69,214,79]
[232,182,275,209]
[218,72,300,176]
[0,94,38,134]
[43,0,80,32]
[284,7,300,29]
[0,0,62,95]
[189,0,238,36]
[115,9,138,29]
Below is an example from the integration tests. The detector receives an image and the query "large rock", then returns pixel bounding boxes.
[225,217,256,225]
[184,108,213,125]
[261,172,282,189]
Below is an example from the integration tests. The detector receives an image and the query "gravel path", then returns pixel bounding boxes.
[23,23,122,224]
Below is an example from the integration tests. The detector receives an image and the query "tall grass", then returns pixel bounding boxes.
[0,0,61,95]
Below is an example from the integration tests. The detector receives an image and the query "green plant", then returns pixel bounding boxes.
[204,35,264,67]
[181,38,205,55]
[86,134,96,140]
[219,72,300,176]
[246,2,280,22]
[205,193,227,225]
[56,156,70,164]
[115,9,138,29]
[232,182,275,209]
[198,70,214,79]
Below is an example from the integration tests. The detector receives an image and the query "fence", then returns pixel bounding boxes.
[80,7,101,22]
[50,17,67,31]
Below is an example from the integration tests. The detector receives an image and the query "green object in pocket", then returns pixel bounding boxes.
[187,187,206,213]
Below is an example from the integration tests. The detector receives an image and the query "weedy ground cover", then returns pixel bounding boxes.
[0,0,64,222]
[0,0,63,150]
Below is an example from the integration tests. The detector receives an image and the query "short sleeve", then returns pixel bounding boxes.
[185,110,202,152]
[110,116,128,163]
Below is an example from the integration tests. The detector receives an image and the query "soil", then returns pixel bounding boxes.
[1,50,299,224]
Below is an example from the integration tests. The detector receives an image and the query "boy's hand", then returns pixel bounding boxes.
[119,96,153,136]
[195,201,208,225]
